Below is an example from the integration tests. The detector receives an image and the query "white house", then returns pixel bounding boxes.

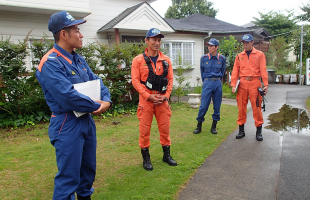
[97,2,270,85]
[0,0,270,86]
[0,0,157,70]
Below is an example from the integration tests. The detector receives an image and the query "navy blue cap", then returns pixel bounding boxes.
[146,28,164,38]
[241,34,253,42]
[48,11,86,34]
[206,38,219,46]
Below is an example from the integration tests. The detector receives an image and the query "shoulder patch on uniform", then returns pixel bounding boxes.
[47,52,58,60]
[38,50,57,72]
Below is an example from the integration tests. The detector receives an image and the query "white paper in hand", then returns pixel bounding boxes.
[73,79,101,117]
[235,80,240,93]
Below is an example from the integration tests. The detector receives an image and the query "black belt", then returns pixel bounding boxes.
[205,77,221,81]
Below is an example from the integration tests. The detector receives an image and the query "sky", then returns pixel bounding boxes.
[151,0,310,26]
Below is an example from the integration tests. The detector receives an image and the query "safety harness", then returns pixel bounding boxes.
[140,52,169,94]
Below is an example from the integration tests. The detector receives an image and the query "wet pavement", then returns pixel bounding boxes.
[265,104,310,135]
[177,84,310,200]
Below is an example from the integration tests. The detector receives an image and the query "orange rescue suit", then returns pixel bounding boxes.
[231,47,268,127]
[131,48,173,149]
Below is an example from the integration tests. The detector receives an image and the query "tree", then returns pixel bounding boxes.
[266,36,290,72]
[297,3,310,22]
[252,10,297,36]
[165,0,218,19]
[291,24,310,69]
[218,36,242,73]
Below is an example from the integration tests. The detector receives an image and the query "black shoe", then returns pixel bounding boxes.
[77,195,91,200]
[210,120,217,134]
[256,126,263,141]
[236,124,245,139]
[193,121,202,134]
[141,148,153,171]
[162,146,177,166]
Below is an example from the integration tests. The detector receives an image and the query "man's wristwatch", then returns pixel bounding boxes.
[109,102,113,109]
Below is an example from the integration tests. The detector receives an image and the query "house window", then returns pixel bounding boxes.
[122,35,145,43]
[28,38,53,70]
[162,41,194,67]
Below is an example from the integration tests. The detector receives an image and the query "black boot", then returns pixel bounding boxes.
[77,195,91,200]
[162,146,177,166]
[210,120,217,134]
[236,124,245,139]
[256,126,263,141]
[193,121,202,134]
[141,148,153,171]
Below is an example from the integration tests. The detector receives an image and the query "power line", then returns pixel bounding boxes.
[265,27,302,38]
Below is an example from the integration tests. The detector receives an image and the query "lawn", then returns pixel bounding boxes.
[306,96,310,114]
[0,102,238,200]
[222,83,236,99]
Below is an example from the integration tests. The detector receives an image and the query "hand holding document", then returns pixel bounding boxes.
[73,79,101,117]
[232,80,240,93]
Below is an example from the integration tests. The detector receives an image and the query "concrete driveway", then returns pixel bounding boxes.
[177,84,310,200]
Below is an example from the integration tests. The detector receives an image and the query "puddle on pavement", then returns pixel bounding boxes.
[265,104,310,135]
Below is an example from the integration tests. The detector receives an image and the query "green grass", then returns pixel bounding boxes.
[0,102,238,200]
[222,83,236,99]
[306,96,310,114]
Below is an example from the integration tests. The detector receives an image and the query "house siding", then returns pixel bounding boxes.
[0,0,153,69]
[0,11,50,41]
[163,33,204,87]
[0,0,154,42]
[114,4,173,32]
[0,0,90,13]
[83,0,154,44]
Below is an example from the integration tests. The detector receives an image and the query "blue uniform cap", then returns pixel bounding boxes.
[146,28,164,38]
[48,11,86,34]
[206,38,219,46]
[241,34,253,42]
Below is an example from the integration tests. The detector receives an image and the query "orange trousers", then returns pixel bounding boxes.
[236,78,263,127]
[137,95,172,149]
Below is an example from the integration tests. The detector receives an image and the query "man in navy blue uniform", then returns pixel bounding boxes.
[36,11,111,200]
[193,38,226,134]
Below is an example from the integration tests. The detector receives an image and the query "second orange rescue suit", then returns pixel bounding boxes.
[231,47,268,127]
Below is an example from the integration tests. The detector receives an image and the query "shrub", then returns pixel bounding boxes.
[0,34,149,127]
[171,51,192,102]
[218,36,242,73]
[96,42,147,105]
[75,42,99,72]
[222,82,236,99]
[193,77,203,94]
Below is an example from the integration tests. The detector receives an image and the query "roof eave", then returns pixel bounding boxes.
[174,29,252,34]
[97,1,175,33]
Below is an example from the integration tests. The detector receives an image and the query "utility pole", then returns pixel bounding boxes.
[299,25,303,85]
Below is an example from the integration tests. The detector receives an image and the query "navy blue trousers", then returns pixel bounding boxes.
[196,80,222,122]
[49,112,96,200]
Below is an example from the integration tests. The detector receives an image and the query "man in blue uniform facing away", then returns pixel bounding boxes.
[36,11,112,200]
[193,38,226,134]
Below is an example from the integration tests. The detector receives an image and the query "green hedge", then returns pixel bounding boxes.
[0,35,147,128]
